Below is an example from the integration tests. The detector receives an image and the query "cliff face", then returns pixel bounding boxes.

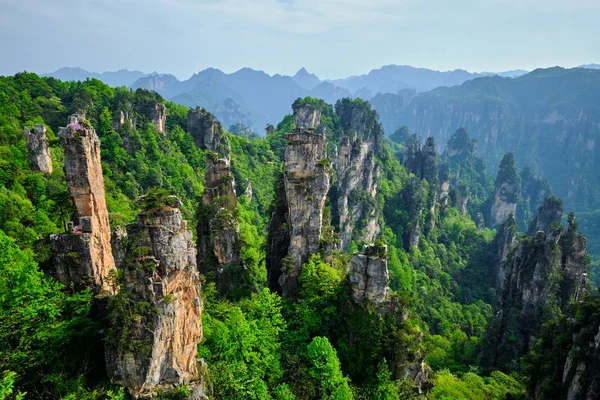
[150,103,167,134]
[105,201,204,399]
[527,196,563,235]
[488,153,521,227]
[485,207,589,371]
[280,118,330,296]
[388,68,600,212]
[293,105,321,129]
[335,104,383,248]
[349,245,389,307]
[187,106,230,155]
[190,107,244,293]
[24,124,52,173]
[401,177,426,249]
[560,324,600,400]
[51,115,116,293]
[348,244,429,392]
[490,214,517,288]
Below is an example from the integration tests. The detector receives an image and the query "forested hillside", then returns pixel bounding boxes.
[0,73,596,400]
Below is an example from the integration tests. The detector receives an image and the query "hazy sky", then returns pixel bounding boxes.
[0,0,598,80]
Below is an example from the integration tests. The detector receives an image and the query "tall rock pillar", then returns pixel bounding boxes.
[50,115,116,293]
[188,107,244,293]
[24,124,52,173]
[105,197,205,399]
[280,104,330,296]
[334,100,383,249]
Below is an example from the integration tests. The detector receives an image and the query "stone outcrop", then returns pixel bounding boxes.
[190,107,244,293]
[348,244,430,393]
[489,153,521,227]
[24,124,52,173]
[484,209,589,371]
[293,103,321,129]
[197,154,245,292]
[455,184,469,215]
[105,199,205,399]
[349,245,389,306]
[51,115,116,293]
[336,130,381,249]
[150,103,167,134]
[400,177,426,249]
[490,214,517,289]
[187,107,230,156]
[112,111,134,131]
[527,196,563,235]
[403,135,438,185]
[559,324,600,400]
[279,111,330,296]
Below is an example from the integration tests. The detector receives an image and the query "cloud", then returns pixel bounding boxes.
[157,0,406,34]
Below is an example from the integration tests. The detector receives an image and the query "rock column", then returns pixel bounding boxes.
[24,124,52,173]
[105,199,204,399]
[280,109,330,295]
[50,116,116,293]
[189,107,244,293]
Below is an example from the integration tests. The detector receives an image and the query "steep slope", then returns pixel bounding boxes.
[386,67,600,214]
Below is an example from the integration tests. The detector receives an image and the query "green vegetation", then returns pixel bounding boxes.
[0,76,586,400]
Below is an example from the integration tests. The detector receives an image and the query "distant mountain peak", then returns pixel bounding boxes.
[292,67,321,90]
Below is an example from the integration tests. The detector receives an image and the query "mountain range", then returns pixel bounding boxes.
[43,64,535,132]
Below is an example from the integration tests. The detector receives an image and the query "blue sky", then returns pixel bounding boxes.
[0,0,598,79]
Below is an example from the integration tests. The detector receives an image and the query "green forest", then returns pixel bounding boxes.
[0,73,597,400]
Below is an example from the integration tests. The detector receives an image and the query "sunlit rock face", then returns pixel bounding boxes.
[24,124,52,173]
[105,200,204,399]
[280,127,330,296]
[335,101,383,250]
[51,115,116,294]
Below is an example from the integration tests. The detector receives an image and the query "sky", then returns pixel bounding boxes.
[0,0,598,80]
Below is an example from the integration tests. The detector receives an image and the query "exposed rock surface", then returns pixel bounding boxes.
[190,107,244,293]
[489,153,521,227]
[403,135,438,185]
[527,196,563,235]
[490,214,517,289]
[105,201,204,399]
[456,184,469,215]
[24,124,52,173]
[349,245,389,306]
[335,105,383,249]
[293,103,321,129]
[400,177,425,249]
[51,115,116,293]
[280,112,330,296]
[198,154,244,292]
[187,106,230,155]
[484,210,589,371]
[150,103,167,134]
[349,244,430,393]
[560,324,600,400]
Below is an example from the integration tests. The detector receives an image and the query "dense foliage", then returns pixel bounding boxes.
[1,73,592,399]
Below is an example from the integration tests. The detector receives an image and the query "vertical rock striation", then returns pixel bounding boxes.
[189,107,244,293]
[105,198,204,399]
[150,103,167,134]
[335,100,383,249]
[279,106,330,296]
[24,124,52,173]
[489,153,521,227]
[349,244,389,307]
[484,205,589,371]
[50,115,116,293]
[348,244,430,392]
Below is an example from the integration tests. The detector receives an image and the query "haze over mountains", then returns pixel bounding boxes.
[44,64,530,131]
